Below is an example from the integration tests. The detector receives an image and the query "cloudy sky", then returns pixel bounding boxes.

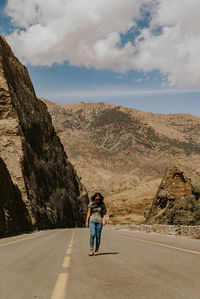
[1,0,200,116]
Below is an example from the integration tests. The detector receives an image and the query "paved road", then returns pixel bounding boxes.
[0,226,200,299]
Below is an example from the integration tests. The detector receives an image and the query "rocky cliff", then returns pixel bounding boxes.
[0,157,32,235]
[146,165,200,225]
[0,35,88,235]
[42,100,200,197]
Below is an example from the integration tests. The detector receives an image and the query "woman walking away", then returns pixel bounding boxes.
[86,192,107,256]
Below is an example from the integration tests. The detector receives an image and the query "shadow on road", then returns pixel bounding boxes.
[96,252,119,256]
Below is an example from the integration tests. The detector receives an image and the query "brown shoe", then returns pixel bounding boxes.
[88,249,94,256]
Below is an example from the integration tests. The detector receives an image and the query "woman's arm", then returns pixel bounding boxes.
[103,214,106,226]
[102,202,107,226]
[86,207,91,228]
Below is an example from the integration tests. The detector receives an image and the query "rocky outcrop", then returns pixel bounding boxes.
[0,35,88,235]
[146,165,200,225]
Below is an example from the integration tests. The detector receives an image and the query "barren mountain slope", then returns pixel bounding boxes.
[104,178,161,224]
[42,99,200,197]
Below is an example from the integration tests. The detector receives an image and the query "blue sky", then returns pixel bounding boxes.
[1,0,200,117]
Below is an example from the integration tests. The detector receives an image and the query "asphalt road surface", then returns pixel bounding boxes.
[0,225,200,299]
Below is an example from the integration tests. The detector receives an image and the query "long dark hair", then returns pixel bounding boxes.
[91,192,104,202]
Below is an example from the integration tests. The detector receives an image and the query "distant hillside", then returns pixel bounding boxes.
[42,99,200,197]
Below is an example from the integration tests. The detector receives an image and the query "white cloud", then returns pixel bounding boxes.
[5,0,200,88]
[133,0,200,88]
[5,0,143,69]
[38,87,200,100]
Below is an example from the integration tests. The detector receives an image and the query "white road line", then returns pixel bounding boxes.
[0,231,52,248]
[107,231,200,255]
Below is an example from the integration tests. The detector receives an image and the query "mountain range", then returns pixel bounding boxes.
[42,99,200,197]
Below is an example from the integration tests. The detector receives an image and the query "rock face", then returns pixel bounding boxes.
[42,99,200,197]
[0,157,32,235]
[0,35,88,235]
[146,165,200,225]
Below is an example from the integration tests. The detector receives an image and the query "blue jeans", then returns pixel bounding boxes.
[89,222,103,250]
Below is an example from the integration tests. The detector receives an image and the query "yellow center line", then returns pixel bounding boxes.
[51,229,75,299]
[106,231,200,256]
[51,273,69,299]
[67,247,72,255]
[62,256,71,268]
